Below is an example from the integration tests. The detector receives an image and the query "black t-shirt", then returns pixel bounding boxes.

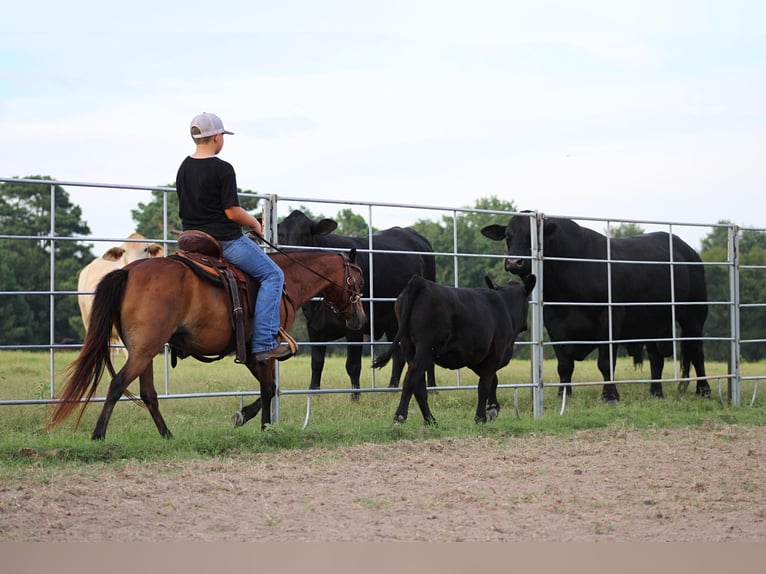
[175,156,243,241]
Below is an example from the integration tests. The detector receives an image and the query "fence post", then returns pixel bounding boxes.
[728,225,741,406]
[531,212,544,418]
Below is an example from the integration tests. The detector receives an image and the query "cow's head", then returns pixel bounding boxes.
[485,273,537,335]
[101,233,164,264]
[482,213,557,278]
[278,210,337,247]
[123,233,164,263]
[481,214,533,277]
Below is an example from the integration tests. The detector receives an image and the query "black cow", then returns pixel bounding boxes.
[481,214,710,403]
[278,210,437,396]
[372,274,536,424]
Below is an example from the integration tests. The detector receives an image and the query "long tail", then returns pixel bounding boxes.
[47,269,129,431]
[371,275,424,369]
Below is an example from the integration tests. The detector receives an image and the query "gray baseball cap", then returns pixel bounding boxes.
[190,112,234,138]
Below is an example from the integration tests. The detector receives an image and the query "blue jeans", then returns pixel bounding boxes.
[221,235,285,353]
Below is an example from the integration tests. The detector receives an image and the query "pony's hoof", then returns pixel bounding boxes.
[231,411,245,428]
[393,414,407,424]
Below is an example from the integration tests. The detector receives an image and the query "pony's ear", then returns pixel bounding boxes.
[348,247,357,263]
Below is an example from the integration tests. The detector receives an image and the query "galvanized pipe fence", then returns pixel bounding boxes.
[1,177,764,420]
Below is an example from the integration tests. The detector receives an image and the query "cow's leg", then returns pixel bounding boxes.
[387,343,406,388]
[684,340,710,397]
[308,344,327,390]
[597,345,620,404]
[555,349,574,397]
[693,356,710,397]
[393,366,416,423]
[410,369,436,425]
[486,373,500,421]
[344,333,363,401]
[475,372,498,423]
[645,342,665,398]
[426,365,437,388]
[394,361,434,424]
[390,329,434,391]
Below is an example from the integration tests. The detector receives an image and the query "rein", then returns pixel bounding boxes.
[251,232,363,312]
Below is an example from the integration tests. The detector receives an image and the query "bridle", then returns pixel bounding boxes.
[251,232,363,319]
[323,255,364,318]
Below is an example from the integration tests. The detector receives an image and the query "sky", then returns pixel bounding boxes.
[2,0,765,250]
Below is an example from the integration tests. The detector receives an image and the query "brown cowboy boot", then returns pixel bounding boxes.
[250,329,298,363]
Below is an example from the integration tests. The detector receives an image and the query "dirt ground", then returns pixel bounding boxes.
[2,422,765,542]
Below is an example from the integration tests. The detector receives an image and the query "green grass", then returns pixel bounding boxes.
[0,350,764,480]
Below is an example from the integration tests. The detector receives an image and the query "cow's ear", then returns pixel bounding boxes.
[102,247,126,261]
[480,224,506,241]
[147,244,164,257]
[485,275,499,290]
[312,219,338,236]
[348,247,357,263]
[524,274,537,294]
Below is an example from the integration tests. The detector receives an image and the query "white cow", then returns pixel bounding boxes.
[78,233,165,356]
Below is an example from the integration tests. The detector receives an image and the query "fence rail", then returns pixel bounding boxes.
[2,177,765,417]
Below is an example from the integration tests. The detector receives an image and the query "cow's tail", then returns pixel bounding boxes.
[46,269,129,431]
[371,275,425,369]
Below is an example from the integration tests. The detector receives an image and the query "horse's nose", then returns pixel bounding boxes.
[346,311,367,331]
[505,258,524,273]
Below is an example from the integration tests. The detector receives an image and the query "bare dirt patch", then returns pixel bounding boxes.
[2,423,765,541]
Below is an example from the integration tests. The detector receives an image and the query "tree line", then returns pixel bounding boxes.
[2,176,764,362]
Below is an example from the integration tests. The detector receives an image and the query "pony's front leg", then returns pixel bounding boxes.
[233,360,276,429]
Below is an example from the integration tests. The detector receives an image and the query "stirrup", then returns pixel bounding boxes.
[279,328,299,357]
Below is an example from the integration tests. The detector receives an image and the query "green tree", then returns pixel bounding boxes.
[131,186,181,239]
[412,195,516,288]
[699,221,766,362]
[334,208,373,236]
[0,256,34,341]
[608,222,645,238]
[0,177,93,345]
